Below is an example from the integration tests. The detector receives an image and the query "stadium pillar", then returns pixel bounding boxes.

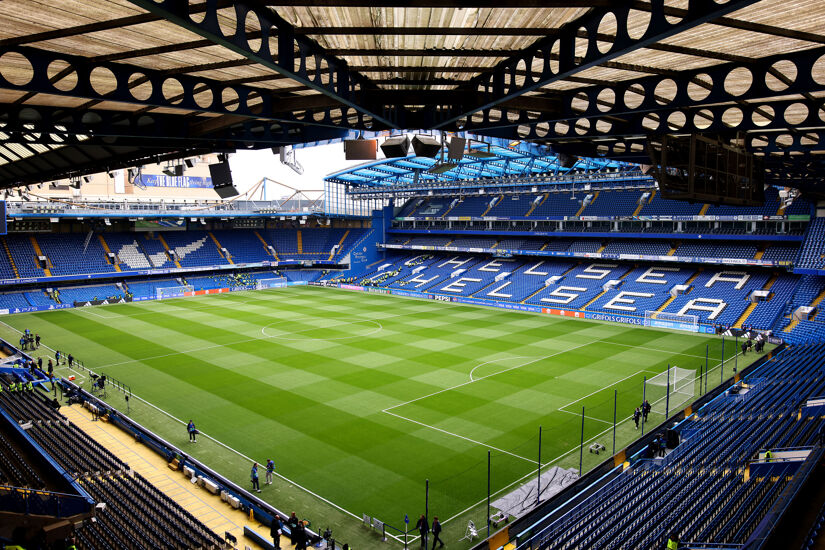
[665,364,671,419]
[579,406,585,477]
[537,426,542,506]
[612,390,617,456]
[641,377,647,435]
[487,451,491,538]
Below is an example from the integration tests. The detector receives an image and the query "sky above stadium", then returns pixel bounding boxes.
[228,144,367,198]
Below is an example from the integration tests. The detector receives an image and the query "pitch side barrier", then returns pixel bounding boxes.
[0,281,309,315]
[470,343,785,550]
[0,260,340,288]
[318,282,718,334]
[58,379,326,548]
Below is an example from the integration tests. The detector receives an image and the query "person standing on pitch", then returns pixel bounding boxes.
[642,400,651,422]
[251,462,261,493]
[416,514,429,548]
[431,516,444,549]
[187,420,197,443]
[633,407,641,429]
[266,458,275,485]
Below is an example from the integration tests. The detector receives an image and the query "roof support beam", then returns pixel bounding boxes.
[0,46,366,131]
[434,0,762,128]
[461,45,825,137]
[126,0,397,128]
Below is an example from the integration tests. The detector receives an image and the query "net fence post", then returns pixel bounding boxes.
[612,389,617,456]
[705,344,709,395]
[721,335,725,383]
[487,450,491,538]
[665,364,670,419]
[425,478,429,529]
[641,376,647,435]
[735,335,739,374]
[579,406,585,477]
[536,425,542,506]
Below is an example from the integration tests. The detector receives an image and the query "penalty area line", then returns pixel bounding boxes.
[383,409,536,464]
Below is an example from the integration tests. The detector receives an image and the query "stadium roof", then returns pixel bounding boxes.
[0,1,824,192]
[325,134,628,187]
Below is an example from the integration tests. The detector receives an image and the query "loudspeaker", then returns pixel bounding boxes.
[174,165,184,177]
[447,137,466,161]
[412,135,441,158]
[344,139,377,160]
[557,153,578,168]
[184,159,194,169]
[208,161,238,198]
[380,136,410,158]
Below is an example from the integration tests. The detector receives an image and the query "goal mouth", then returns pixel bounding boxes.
[155,285,194,300]
[647,366,696,415]
[256,277,288,290]
[644,310,699,332]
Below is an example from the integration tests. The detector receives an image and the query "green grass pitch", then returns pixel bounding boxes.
[0,286,752,534]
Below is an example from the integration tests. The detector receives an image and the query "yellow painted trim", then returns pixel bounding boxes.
[657,295,677,312]
[97,235,121,272]
[481,194,503,217]
[1,237,19,278]
[208,232,233,264]
[525,193,548,217]
[698,204,710,216]
[329,229,350,261]
[254,230,277,260]
[784,318,799,333]
[60,403,275,549]
[296,230,303,254]
[156,234,182,269]
[29,236,51,277]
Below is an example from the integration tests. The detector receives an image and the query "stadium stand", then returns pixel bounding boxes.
[5,236,45,278]
[521,343,825,549]
[797,218,825,270]
[0,380,224,549]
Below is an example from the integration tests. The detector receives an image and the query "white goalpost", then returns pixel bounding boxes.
[156,285,194,300]
[646,366,696,416]
[256,277,288,290]
[644,311,699,333]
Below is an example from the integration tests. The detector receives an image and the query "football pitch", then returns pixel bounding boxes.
[0,286,753,535]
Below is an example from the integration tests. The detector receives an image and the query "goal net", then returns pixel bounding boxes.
[256,277,288,290]
[156,285,194,300]
[646,366,696,416]
[644,311,699,332]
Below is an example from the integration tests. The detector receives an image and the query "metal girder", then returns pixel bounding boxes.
[747,130,825,155]
[475,96,825,142]
[127,0,397,128]
[0,104,349,149]
[265,1,612,6]
[459,46,825,136]
[434,0,762,128]
[298,27,555,36]
[0,46,377,131]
